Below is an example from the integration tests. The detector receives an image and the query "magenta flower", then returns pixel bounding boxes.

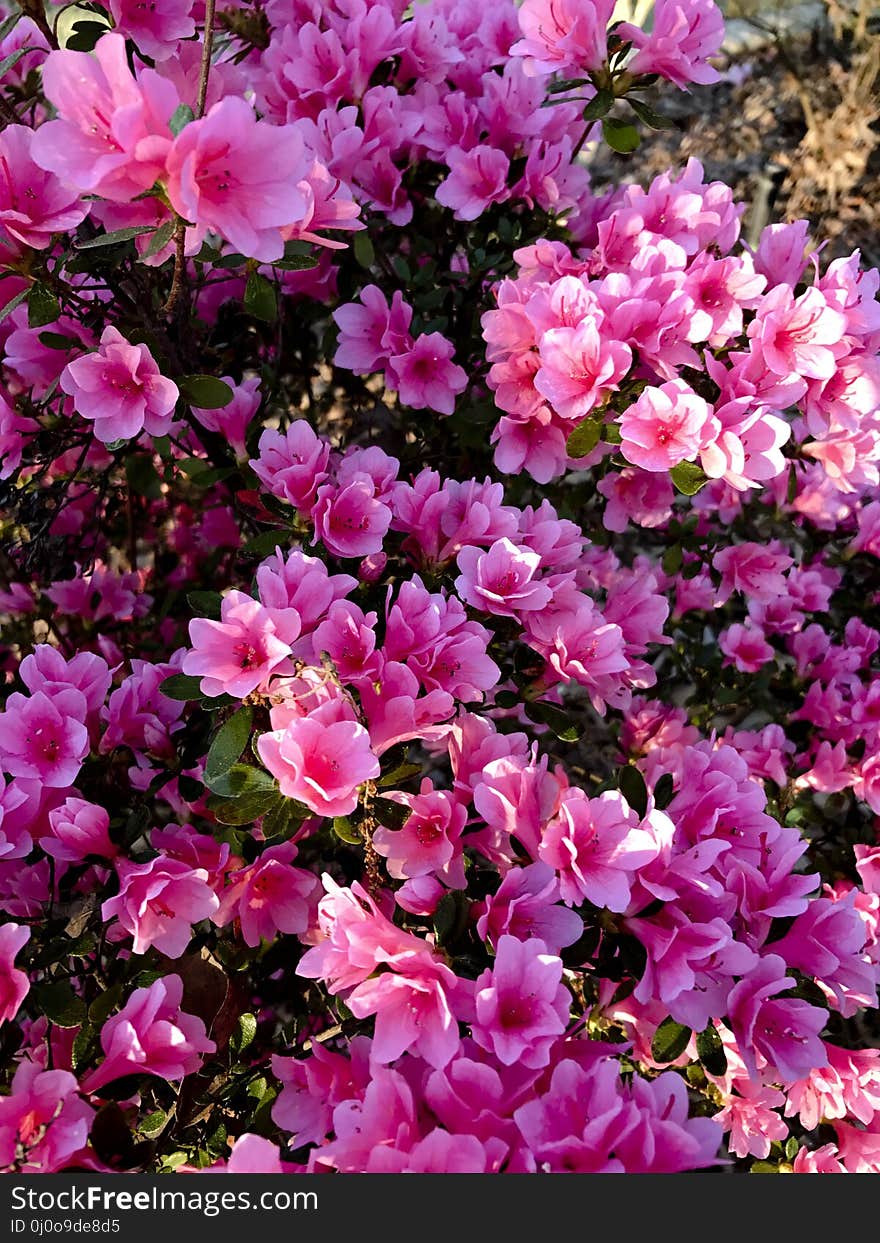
[539,788,659,911]
[0,923,29,1025]
[748,285,848,382]
[31,34,177,202]
[346,957,463,1069]
[619,379,715,472]
[620,0,725,90]
[727,955,829,1083]
[372,784,467,883]
[81,975,215,1094]
[0,1062,93,1173]
[181,588,297,698]
[101,856,220,958]
[215,842,321,948]
[257,712,380,818]
[60,327,179,445]
[455,538,553,618]
[0,688,89,787]
[435,146,510,222]
[388,332,468,415]
[333,286,413,375]
[471,935,570,1068]
[165,96,310,263]
[41,797,117,864]
[719,622,775,673]
[109,0,195,61]
[0,126,88,250]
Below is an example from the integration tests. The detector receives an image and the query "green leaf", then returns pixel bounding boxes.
[207,784,281,825]
[159,673,205,701]
[32,981,88,1028]
[0,287,28,322]
[618,764,648,817]
[230,1013,257,1057]
[142,219,176,261]
[696,1024,728,1076]
[653,772,675,811]
[38,331,78,351]
[525,699,579,743]
[378,761,423,788]
[565,415,603,459]
[139,1111,168,1138]
[0,13,21,43]
[627,97,677,130]
[204,707,254,792]
[169,103,195,136]
[75,225,156,250]
[787,462,798,504]
[27,283,60,329]
[242,529,287,559]
[750,1161,780,1174]
[187,589,224,619]
[662,543,683,576]
[332,815,362,844]
[124,453,162,501]
[582,88,615,122]
[262,798,310,840]
[433,893,458,945]
[372,796,411,829]
[0,45,35,79]
[785,1136,798,1161]
[179,375,234,410]
[72,1023,97,1071]
[89,984,123,1024]
[670,461,709,496]
[273,254,320,271]
[208,763,276,800]
[353,233,375,268]
[244,271,277,322]
[651,1017,692,1064]
[602,116,641,153]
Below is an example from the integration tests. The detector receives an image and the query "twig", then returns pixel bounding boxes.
[162,0,216,315]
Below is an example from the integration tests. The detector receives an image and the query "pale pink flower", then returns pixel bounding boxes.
[31,34,177,202]
[182,589,297,698]
[540,788,659,911]
[455,538,552,617]
[619,380,715,471]
[257,711,380,818]
[0,1062,93,1172]
[535,320,631,421]
[311,476,392,558]
[81,975,215,1093]
[41,797,117,864]
[215,842,321,947]
[620,0,725,90]
[748,285,848,382]
[61,327,179,445]
[511,0,616,76]
[165,96,310,263]
[249,421,330,512]
[102,856,220,958]
[0,923,30,1025]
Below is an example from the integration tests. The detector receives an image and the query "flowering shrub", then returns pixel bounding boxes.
[0,0,879,1176]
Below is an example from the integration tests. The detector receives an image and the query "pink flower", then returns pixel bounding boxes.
[719,622,775,673]
[388,332,468,415]
[435,146,510,221]
[619,380,715,471]
[181,589,297,698]
[727,955,829,1082]
[372,783,467,882]
[257,712,380,818]
[455,538,552,617]
[620,0,725,90]
[311,476,392,558]
[476,861,584,953]
[0,923,29,1025]
[60,327,179,445]
[101,856,220,958]
[511,0,616,76]
[215,842,321,947]
[346,958,463,1069]
[31,34,177,202]
[471,935,570,1068]
[333,286,413,375]
[540,788,659,910]
[748,285,848,382]
[165,96,310,263]
[0,688,89,787]
[535,320,631,421]
[41,797,117,864]
[0,1062,93,1172]
[0,126,88,250]
[249,421,330,512]
[109,0,195,61]
[81,975,215,1094]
